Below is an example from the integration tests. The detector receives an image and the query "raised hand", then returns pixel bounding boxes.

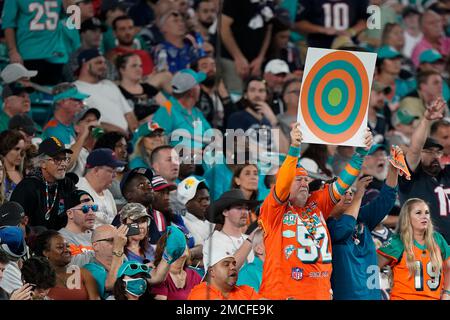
[355,175,373,198]
[290,123,303,147]
[425,98,446,121]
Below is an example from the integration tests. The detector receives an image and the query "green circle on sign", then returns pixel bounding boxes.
[328,88,342,107]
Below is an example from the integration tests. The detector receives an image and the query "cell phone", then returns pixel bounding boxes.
[126,223,141,236]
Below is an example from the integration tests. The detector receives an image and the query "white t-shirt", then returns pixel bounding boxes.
[74,80,132,131]
[70,147,89,178]
[403,31,423,59]
[0,261,21,294]
[182,212,215,246]
[203,230,254,270]
[76,177,117,228]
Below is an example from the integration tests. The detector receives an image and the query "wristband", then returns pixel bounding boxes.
[443,289,450,295]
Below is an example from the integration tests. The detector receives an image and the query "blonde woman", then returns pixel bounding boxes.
[377,198,450,300]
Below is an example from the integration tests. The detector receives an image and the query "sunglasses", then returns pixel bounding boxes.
[73,204,98,213]
[122,263,150,275]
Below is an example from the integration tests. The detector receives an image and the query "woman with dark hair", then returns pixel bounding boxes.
[94,131,129,209]
[113,261,152,300]
[116,53,162,125]
[299,144,333,179]
[151,233,201,300]
[21,256,56,300]
[231,163,260,229]
[0,130,25,200]
[119,203,155,264]
[34,230,100,300]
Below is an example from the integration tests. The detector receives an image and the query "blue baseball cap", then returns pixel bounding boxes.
[419,49,444,64]
[377,46,403,60]
[0,226,27,259]
[171,69,206,94]
[86,148,126,169]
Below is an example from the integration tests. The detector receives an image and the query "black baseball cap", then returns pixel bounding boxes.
[423,137,444,151]
[74,107,101,123]
[0,202,25,227]
[38,137,73,157]
[8,114,41,136]
[80,17,107,33]
[120,167,154,194]
[65,189,94,210]
[2,83,34,99]
[77,48,103,67]
[86,148,126,169]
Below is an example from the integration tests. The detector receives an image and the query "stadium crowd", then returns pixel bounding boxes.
[0,0,450,300]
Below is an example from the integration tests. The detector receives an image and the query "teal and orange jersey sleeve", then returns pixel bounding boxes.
[259,146,299,234]
[433,232,450,261]
[377,233,404,266]
[332,151,365,200]
[309,183,340,219]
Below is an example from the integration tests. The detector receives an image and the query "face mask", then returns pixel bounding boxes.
[123,278,147,297]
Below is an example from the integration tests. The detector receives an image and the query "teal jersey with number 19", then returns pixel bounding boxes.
[2,0,67,62]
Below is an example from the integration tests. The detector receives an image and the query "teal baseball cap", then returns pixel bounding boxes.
[171,69,206,94]
[136,121,164,139]
[377,46,403,60]
[368,144,387,155]
[54,86,90,103]
[393,107,419,126]
[419,49,444,64]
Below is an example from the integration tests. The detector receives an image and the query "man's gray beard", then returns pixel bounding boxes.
[373,165,388,181]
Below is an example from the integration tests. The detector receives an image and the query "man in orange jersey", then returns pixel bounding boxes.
[188,247,261,300]
[258,123,373,300]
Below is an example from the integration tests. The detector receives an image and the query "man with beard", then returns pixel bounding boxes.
[194,0,217,43]
[227,77,289,154]
[399,98,450,243]
[262,59,291,115]
[75,49,138,137]
[188,254,262,300]
[106,16,155,77]
[192,55,237,131]
[431,119,450,166]
[10,137,77,230]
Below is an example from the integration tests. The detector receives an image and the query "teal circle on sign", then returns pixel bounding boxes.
[321,79,349,116]
[307,60,363,134]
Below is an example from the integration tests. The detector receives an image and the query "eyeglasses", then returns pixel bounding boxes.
[48,157,70,165]
[94,237,114,243]
[422,150,444,157]
[73,204,98,214]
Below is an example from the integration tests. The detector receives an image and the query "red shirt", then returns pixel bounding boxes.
[151,267,201,300]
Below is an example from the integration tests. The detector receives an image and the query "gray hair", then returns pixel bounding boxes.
[32,154,50,168]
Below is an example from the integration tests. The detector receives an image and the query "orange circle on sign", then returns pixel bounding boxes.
[314,69,356,126]
[300,51,369,144]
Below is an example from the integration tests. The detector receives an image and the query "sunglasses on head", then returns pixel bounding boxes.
[73,204,98,213]
[122,263,150,275]
[95,237,114,243]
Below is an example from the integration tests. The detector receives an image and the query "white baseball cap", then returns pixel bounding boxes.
[177,176,206,205]
[202,233,235,271]
[264,59,290,75]
[0,63,38,84]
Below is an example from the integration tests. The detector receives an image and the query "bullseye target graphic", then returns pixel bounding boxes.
[297,48,377,146]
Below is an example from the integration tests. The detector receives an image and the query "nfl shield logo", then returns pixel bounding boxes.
[291,267,303,280]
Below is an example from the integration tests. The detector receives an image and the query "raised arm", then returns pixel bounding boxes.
[331,129,373,201]
[274,123,302,202]
[406,98,446,172]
